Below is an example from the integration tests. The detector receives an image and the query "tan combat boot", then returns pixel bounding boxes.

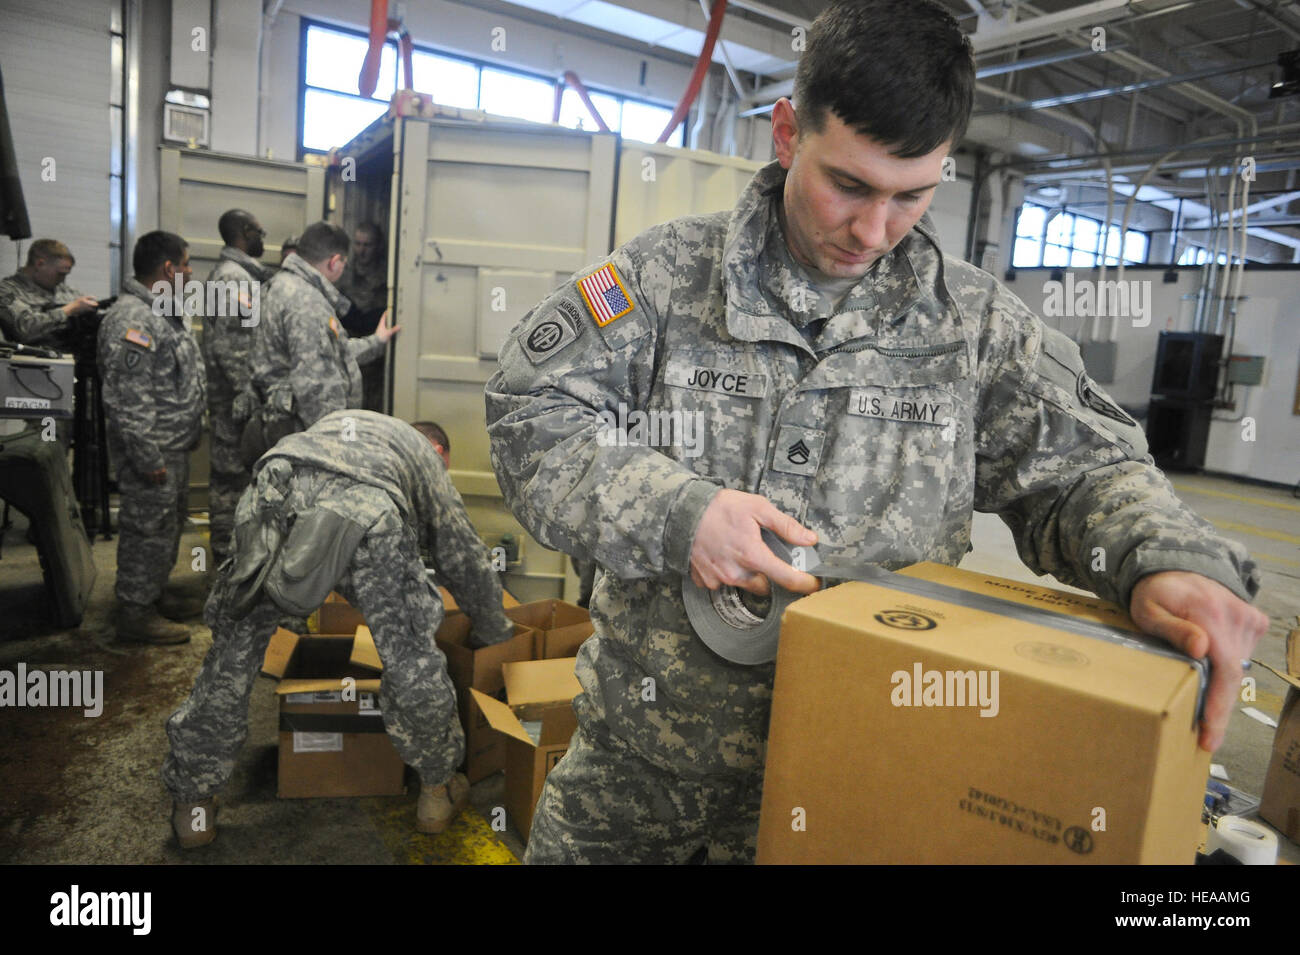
[417,773,470,834]
[157,591,207,621]
[172,798,217,849]
[116,604,191,645]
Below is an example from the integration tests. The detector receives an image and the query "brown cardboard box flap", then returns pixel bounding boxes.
[502,657,581,706]
[261,628,300,679]
[1253,627,1300,692]
[469,688,535,746]
[277,677,382,695]
[349,625,383,672]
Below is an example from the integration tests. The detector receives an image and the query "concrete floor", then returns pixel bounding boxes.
[0,471,1296,865]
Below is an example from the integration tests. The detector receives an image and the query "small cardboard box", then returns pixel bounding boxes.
[261,628,406,798]
[505,599,594,659]
[470,658,581,840]
[434,615,536,782]
[316,586,519,633]
[756,563,1211,864]
[1258,623,1300,843]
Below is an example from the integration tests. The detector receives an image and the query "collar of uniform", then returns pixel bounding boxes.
[279,251,352,316]
[121,276,158,308]
[12,270,61,300]
[220,245,275,283]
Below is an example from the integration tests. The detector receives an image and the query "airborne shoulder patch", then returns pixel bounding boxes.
[124,328,153,349]
[577,264,635,327]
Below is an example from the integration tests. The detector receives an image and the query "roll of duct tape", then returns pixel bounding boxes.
[681,529,812,666]
[1206,815,1278,865]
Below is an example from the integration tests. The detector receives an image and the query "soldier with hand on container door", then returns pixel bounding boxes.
[238,221,399,466]
[98,231,206,645]
[334,221,389,412]
[162,411,515,848]
[204,209,275,566]
[485,0,1269,864]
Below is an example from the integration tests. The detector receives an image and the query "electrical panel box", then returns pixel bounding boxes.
[1227,355,1265,386]
[1080,340,1118,384]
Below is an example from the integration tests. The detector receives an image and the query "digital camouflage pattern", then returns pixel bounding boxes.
[245,252,384,437]
[162,411,514,801]
[98,277,205,609]
[486,160,1261,863]
[0,270,84,346]
[204,247,276,563]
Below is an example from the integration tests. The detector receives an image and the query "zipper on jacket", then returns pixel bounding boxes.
[825,340,965,359]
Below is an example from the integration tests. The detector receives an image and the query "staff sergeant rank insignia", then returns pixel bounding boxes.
[577,263,635,327]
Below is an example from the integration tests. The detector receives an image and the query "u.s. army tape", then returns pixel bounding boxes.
[683,533,1209,722]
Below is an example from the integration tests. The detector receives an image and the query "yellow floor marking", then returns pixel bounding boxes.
[367,800,518,865]
[1209,519,1300,547]
[1171,482,1300,514]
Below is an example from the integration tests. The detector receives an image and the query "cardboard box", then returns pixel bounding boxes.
[756,562,1211,864]
[434,615,536,782]
[261,628,406,798]
[471,658,581,840]
[505,599,594,659]
[316,586,519,633]
[1258,623,1300,843]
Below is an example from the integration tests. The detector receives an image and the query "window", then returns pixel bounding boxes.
[1012,201,1149,267]
[1177,245,1238,266]
[300,20,685,154]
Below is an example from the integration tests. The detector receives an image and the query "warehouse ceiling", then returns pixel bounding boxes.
[488,0,1300,258]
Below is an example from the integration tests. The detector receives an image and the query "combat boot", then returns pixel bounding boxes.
[416,773,470,834]
[157,590,207,621]
[116,603,191,645]
[172,798,217,849]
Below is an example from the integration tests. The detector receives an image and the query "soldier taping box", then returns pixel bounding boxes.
[261,628,405,798]
[756,563,1211,864]
[1258,623,1300,843]
[471,658,581,840]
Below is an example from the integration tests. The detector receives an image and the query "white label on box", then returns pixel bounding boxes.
[359,693,382,716]
[293,731,344,753]
[286,691,343,704]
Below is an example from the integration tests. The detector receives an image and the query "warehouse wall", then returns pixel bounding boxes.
[1,0,115,294]
[1009,265,1300,487]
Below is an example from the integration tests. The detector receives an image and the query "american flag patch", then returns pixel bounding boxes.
[577,264,635,327]
[124,329,152,348]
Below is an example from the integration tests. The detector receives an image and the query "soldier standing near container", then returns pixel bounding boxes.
[98,231,206,644]
[0,239,99,348]
[334,221,389,412]
[240,221,398,462]
[485,0,1269,863]
[204,209,275,566]
[162,411,514,847]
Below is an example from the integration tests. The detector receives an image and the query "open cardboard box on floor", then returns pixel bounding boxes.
[347,616,537,783]
[1258,622,1300,843]
[470,658,581,840]
[505,599,594,659]
[756,562,1212,864]
[261,628,405,798]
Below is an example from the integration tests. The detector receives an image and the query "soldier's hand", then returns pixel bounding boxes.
[146,467,168,485]
[689,489,819,596]
[374,309,400,343]
[1129,571,1270,752]
[62,296,100,318]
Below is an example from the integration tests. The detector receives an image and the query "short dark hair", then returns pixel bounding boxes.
[295,221,350,264]
[218,209,256,245]
[793,0,974,158]
[133,231,188,277]
[412,421,449,454]
[27,239,73,267]
[354,222,384,244]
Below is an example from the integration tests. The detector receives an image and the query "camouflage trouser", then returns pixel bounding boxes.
[161,483,463,802]
[524,717,764,864]
[115,450,189,608]
[206,436,248,566]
